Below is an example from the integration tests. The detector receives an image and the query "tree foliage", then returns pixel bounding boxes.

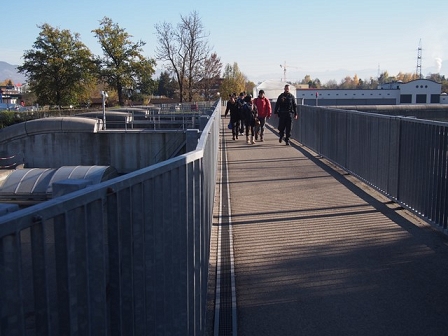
[93,17,156,106]
[220,63,246,98]
[18,23,98,107]
[199,53,222,100]
[157,71,177,98]
[298,70,448,91]
[0,79,13,87]
[245,80,256,97]
[155,11,215,102]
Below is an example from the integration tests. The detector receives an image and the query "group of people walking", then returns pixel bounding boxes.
[224,84,298,145]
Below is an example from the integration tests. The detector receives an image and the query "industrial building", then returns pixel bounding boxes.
[255,79,447,106]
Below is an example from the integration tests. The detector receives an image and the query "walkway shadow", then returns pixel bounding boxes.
[265,123,448,252]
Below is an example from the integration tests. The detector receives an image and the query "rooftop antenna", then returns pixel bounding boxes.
[416,39,422,79]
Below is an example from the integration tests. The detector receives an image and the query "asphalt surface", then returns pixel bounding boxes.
[208,108,448,336]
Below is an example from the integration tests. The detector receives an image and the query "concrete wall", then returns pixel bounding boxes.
[0,117,187,174]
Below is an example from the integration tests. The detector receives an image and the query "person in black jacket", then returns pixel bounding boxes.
[225,93,241,140]
[242,95,258,144]
[274,84,298,145]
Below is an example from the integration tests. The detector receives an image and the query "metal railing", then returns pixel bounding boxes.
[0,101,221,335]
[292,105,448,231]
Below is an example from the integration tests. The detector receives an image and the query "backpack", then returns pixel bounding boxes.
[243,103,256,120]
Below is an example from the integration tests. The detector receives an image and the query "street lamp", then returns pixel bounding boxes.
[126,87,133,107]
[101,91,108,130]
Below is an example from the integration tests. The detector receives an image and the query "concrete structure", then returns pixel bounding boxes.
[0,117,187,174]
[0,102,220,336]
[0,166,118,204]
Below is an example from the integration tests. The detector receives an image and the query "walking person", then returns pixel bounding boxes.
[253,90,272,142]
[224,93,241,140]
[236,92,246,136]
[274,84,298,146]
[242,95,258,144]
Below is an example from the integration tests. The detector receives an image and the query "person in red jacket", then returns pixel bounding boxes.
[252,90,272,142]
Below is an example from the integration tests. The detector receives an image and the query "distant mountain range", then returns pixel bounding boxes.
[0,61,27,84]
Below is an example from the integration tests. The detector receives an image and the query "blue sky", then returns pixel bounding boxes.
[2,0,448,83]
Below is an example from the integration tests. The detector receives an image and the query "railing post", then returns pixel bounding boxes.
[186,129,200,152]
[200,115,209,131]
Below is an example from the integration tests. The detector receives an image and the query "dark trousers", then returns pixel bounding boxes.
[245,119,255,136]
[255,117,266,136]
[278,113,293,140]
[231,119,240,136]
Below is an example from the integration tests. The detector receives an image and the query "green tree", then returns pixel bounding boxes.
[157,71,176,98]
[301,75,312,85]
[339,76,356,89]
[18,23,98,107]
[377,71,390,85]
[245,80,256,97]
[93,17,156,106]
[220,63,246,98]
[134,64,157,96]
[0,79,13,87]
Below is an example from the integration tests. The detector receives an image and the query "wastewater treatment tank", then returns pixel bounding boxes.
[0,165,118,205]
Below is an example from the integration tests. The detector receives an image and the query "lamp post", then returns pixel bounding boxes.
[126,87,133,107]
[101,91,108,130]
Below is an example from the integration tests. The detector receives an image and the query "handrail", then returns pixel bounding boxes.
[0,100,221,335]
[292,105,448,232]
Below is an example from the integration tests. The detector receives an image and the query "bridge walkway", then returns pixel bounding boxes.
[209,109,448,336]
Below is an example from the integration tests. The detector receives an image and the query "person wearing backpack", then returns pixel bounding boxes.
[236,92,246,136]
[253,90,272,142]
[274,84,297,146]
[242,95,258,144]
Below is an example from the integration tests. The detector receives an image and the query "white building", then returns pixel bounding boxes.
[295,79,446,106]
[256,79,447,106]
[253,80,298,100]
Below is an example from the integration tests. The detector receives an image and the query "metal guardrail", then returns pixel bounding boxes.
[292,105,448,231]
[0,100,221,335]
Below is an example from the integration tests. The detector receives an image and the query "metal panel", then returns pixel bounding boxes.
[0,101,221,336]
[294,105,448,232]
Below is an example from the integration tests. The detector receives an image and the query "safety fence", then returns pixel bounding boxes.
[0,101,221,335]
[293,105,448,231]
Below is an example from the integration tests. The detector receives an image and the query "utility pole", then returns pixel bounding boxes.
[101,91,108,130]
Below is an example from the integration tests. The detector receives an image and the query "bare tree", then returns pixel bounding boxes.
[155,11,211,102]
[199,53,222,100]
